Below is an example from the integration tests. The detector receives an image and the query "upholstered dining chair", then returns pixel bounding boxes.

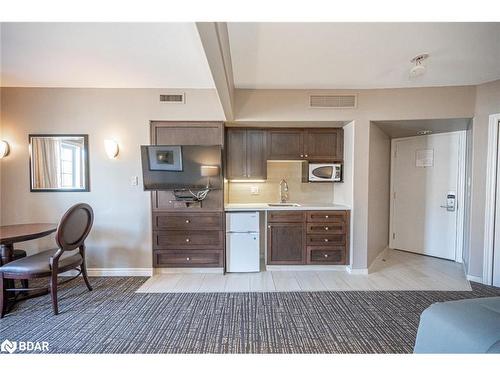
[0,249,27,266]
[0,203,94,317]
[0,250,29,290]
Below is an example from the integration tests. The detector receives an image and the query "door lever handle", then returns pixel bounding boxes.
[440,204,456,212]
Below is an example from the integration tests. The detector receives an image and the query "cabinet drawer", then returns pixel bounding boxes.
[306,234,345,246]
[153,212,223,230]
[306,222,345,234]
[154,250,223,267]
[306,211,347,223]
[153,230,223,249]
[267,210,306,223]
[306,246,346,265]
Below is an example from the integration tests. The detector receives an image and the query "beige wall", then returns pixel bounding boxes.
[1,84,487,272]
[367,123,391,266]
[235,86,476,269]
[227,161,334,204]
[468,80,500,277]
[0,87,224,269]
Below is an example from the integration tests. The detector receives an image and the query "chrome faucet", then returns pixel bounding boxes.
[279,178,289,203]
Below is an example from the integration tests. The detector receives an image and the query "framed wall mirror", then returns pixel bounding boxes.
[29,134,90,192]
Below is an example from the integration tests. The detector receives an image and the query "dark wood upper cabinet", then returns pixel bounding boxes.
[304,128,343,161]
[266,129,304,160]
[246,129,267,179]
[266,128,343,161]
[226,129,247,179]
[226,128,266,180]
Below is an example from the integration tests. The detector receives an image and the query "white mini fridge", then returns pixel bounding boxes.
[226,212,260,272]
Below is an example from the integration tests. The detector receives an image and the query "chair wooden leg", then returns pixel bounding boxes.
[81,263,92,291]
[0,274,6,319]
[49,272,59,315]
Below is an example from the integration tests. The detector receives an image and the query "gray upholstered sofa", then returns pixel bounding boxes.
[414,297,500,353]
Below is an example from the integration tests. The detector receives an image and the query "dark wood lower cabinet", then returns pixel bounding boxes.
[152,212,224,268]
[153,230,223,250]
[267,210,349,265]
[307,246,345,264]
[154,250,223,267]
[267,222,305,264]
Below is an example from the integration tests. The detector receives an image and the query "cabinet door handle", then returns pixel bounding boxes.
[185,219,190,223]
[186,257,190,261]
[324,238,329,242]
[300,154,304,158]
[305,154,308,157]
[268,225,271,229]
[185,238,190,242]
[325,227,329,230]
[324,254,329,258]
[325,215,329,218]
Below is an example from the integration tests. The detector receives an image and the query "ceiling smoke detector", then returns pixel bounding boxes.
[409,53,429,79]
[417,130,433,135]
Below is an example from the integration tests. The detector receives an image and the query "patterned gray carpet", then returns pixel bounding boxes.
[1,277,499,354]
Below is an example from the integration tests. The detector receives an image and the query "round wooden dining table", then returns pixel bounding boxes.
[0,223,57,265]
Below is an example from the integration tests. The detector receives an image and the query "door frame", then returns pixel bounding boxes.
[483,113,500,285]
[389,131,467,262]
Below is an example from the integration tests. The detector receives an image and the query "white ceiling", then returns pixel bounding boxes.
[373,118,471,138]
[0,23,215,88]
[228,23,500,89]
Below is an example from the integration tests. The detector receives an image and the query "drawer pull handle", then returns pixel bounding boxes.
[185,219,190,223]
[268,225,271,229]
[324,254,329,258]
[186,257,190,261]
[325,215,329,218]
[325,227,329,230]
[185,238,190,242]
[305,154,308,157]
[324,238,329,242]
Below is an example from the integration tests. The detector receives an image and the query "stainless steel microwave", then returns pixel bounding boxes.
[308,163,342,182]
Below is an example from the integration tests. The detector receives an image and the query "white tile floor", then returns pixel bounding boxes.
[136,249,471,293]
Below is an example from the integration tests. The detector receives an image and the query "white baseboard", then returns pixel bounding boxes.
[155,267,224,274]
[89,268,153,277]
[466,274,483,283]
[61,268,153,277]
[265,265,347,272]
[346,266,369,275]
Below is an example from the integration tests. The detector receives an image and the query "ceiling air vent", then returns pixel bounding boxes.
[159,93,185,103]
[309,94,357,109]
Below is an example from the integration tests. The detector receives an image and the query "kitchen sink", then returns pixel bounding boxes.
[267,203,301,207]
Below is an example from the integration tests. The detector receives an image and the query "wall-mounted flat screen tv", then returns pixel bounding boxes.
[141,145,222,190]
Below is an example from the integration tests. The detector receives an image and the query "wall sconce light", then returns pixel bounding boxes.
[0,140,10,159]
[104,139,119,159]
[200,165,220,189]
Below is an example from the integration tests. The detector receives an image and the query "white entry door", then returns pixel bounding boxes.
[390,131,465,260]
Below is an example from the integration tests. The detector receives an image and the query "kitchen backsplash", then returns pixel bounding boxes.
[227,161,334,204]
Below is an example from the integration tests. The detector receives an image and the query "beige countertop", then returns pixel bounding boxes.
[224,203,351,211]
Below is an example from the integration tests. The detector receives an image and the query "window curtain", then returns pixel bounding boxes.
[32,138,61,188]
